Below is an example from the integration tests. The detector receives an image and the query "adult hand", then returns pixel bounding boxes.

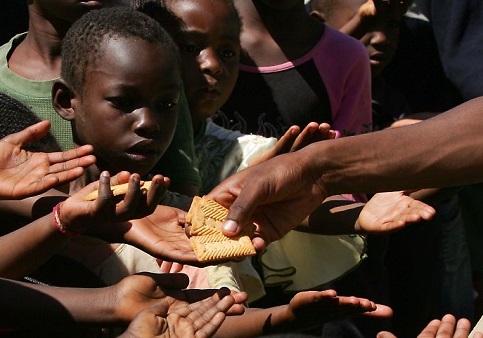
[208,148,327,251]
[0,121,95,199]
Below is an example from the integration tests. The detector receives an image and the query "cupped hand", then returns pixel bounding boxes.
[355,191,436,233]
[60,171,169,234]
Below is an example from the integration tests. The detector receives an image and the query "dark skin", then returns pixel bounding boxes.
[234,0,324,66]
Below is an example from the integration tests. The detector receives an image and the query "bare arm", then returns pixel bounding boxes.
[209,97,483,248]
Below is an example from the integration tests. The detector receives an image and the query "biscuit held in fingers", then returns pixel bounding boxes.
[186,196,256,263]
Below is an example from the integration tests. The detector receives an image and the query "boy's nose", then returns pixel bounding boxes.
[133,107,161,135]
[371,31,390,46]
[199,49,222,75]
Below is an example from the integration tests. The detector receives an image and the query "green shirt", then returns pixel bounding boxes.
[0,33,200,188]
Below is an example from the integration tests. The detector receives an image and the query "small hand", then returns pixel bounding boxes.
[272,289,390,332]
[60,171,169,234]
[377,314,476,338]
[0,121,95,199]
[113,273,246,324]
[116,205,200,265]
[355,191,436,233]
[250,122,335,166]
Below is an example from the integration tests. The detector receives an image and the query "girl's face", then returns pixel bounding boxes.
[168,0,241,122]
[358,5,401,77]
[70,37,180,175]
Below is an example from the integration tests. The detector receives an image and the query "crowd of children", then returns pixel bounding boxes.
[0,0,482,337]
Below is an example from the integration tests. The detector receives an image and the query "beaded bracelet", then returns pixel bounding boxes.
[52,202,81,238]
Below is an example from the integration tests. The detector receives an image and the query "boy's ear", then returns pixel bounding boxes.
[52,79,76,121]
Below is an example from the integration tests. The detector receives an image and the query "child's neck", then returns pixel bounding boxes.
[8,10,69,81]
[236,0,324,67]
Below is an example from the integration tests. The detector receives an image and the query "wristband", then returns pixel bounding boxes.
[53,202,81,238]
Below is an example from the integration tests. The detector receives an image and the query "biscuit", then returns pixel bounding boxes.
[186,196,256,263]
[83,181,152,201]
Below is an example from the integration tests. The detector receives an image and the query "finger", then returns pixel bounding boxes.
[47,144,95,166]
[97,171,115,201]
[453,318,471,338]
[146,174,169,210]
[363,303,393,318]
[116,174,142,215]
[418,319,443,337]
[376,331,397,338]
[273,125,301,154]
[3,120,51,147]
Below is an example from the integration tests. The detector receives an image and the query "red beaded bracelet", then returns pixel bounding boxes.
[52,202,81,238]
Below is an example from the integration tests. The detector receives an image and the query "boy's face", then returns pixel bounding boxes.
[358,5,402,77]
[169,0,241,121]
[71,37,180,175]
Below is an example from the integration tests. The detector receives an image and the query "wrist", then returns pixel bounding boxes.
[52,202,83,238]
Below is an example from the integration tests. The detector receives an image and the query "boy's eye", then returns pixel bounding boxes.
[181,44,202,55]
[109,97,136,112]
[157,101,178,110]
[220,49,236,59]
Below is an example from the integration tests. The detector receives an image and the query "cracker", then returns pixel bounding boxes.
[186,196,256,263]
[83,180,152,201]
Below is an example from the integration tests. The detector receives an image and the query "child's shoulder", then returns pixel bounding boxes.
[315,24,368,62]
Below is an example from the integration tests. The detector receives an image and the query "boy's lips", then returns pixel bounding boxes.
[79,1,104,9]
[199,87,221,101]
[126,141,162,162]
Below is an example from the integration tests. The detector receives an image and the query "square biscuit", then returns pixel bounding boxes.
[186,196,256,263]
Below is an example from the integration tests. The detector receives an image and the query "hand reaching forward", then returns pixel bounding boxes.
[249,122,336,167]
[209,148,327,251]
[377,314,480,338]
[355,191,436,233]
[112,273,247,327]
[267,289,392,333]
[0,121,95,199]
[60,171,169,234]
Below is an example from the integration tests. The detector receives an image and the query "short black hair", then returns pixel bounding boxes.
[132,0,242,38]
[61,6,179,93]
[0,93,60,152]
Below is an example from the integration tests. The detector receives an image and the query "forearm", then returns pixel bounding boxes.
[312,97,483,195]
[214,306,293,338]
[0,214,69,279]
[0,278,116,328]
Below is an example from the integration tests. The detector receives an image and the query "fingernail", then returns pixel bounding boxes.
[223,220,238,233]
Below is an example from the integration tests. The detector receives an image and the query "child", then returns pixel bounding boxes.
[134,2,437,337]
[311,1,474,337]
[213,0,372,139]
[51,5,398,337]
[0,0,200,196]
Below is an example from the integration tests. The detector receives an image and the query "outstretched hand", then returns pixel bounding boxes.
[61,171,169,234]
[113,273,247,326]
[209,147,327,251]
[269,289,392,333]
[250,122,336,167]
[0,121,95,199]
[377,314,479,338]
[355,191,436,233]
[116,205,201,265]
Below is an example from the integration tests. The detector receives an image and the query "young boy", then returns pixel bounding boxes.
[0,0,200,196]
